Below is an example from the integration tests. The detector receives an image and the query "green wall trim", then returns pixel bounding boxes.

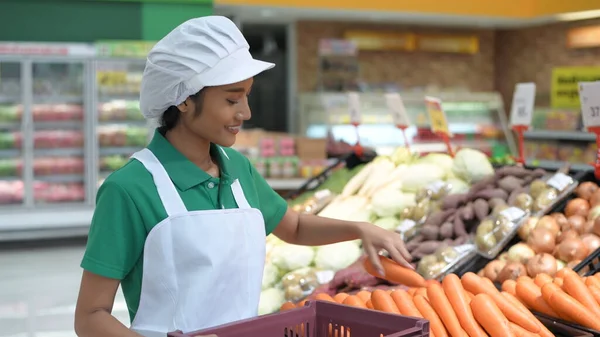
[141,3,213,41]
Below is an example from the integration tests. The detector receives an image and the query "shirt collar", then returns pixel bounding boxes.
[147,129,232,191]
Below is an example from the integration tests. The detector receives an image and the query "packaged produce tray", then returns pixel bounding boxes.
[533,311,599,337]
[573,246,600,276]
[167,300,430,337]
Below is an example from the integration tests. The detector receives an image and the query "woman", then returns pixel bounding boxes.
[74,16,411,337]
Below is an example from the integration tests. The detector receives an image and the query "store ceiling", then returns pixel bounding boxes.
[214,0,600,28]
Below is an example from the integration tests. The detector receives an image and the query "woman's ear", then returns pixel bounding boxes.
[177,97,191,113]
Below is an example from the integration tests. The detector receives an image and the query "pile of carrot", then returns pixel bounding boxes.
[499,268,600,332]
[281,272,556,337]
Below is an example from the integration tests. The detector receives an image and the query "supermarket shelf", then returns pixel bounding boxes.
[98,120,146,126]
[0,149,20,156]
[34,148,84,156]
[526,159,592,172]
[99,147,141,156]
[33,95,83,104]
[524,130,595,141]
[266,178,306,190]
[0,96,20,104]
[0,122,20,129]
[36,174,84,183]
[34,121,82,129]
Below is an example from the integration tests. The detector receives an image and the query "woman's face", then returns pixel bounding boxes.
[177,78,253,147]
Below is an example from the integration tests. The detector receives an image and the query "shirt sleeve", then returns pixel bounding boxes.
[81,181,146,280]
[248,162,288,235]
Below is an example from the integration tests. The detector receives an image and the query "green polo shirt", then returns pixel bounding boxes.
[81,129,288,322]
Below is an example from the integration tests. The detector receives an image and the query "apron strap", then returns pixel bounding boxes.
[230,179,251,209]
[131,148,188,216]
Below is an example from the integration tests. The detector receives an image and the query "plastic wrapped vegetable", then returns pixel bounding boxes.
[451,148,494,183]
[270,244,315,272]
[281,267,320,302]
[315,241,362,271]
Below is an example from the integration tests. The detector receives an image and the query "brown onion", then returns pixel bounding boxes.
[526,253,558,277]
[583,220,595,234]
[483,260,506,282]
[551,213,569,230]
[565,198,590,218]
[527,227,556,254]
[536,216,560,237]
[576,182,598,201]
[566,260,582,269]
[593,217,600,237]
[565,215,587,234]
[497,262,527,283]
[555,237,589,262]
[591,190,600,207]
[589,206,600,221]
[518,217,538,241]
[581,233,600,253]
[557,229,579,244]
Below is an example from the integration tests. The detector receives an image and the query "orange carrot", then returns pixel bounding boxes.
[426,279,441,286]
[562,269,600,318]
[442,274,487,337]
[427,283,467,337]
[501,292,554,337]
[555,269,568,278]
[363,255,427,288]
[280,301,296,311]
[509,322,540,337]
[297,299,308,307]
[462,273,540,333]
[407,288,417,296]
[502,279,517,296]
[482,277,496,290]
[315,293,336,302]
[366,299,374,309]
[333,293,349,304]
[465,291,475,302]
[471,294,515,337]
[371,289,400,314]
[585,275,600,289]
[515,278,559,317]
[416,287,428,299]
[534,274,553,288]
[589,284,600,305]
[391,290,422,318]
[553,277,563,287]
[343,295,367,308]
[414,294,448,337]
[356,290,371,303]
[541,283,600,330]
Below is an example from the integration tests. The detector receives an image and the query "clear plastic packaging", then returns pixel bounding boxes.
[475,207,528,259]
[291,189,336,215]
[281,267,320,302]
[416,243,476,280]
[394,219,420,241]
[403,180,451,225]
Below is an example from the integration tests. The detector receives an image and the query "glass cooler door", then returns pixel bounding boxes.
[31,61,87,205]
[0,61,24,206]
[95,59,148,187]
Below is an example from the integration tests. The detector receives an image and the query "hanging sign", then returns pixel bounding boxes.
[578,81,600,180]
[425,96,454,156]
[386,93,412,150]
[509,82,536,165]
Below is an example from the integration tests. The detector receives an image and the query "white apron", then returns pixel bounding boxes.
[128,148,266,337]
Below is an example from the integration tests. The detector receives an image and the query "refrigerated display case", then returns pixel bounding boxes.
[296,91,517,159]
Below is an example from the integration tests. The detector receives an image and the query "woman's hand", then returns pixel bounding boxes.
[356,222,413,276]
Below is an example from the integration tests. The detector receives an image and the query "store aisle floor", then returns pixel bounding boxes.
[0,240,128,337]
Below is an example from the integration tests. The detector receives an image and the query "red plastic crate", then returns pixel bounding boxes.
[168,300,429,337]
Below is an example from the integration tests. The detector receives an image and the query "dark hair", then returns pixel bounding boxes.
[159,89,206,133]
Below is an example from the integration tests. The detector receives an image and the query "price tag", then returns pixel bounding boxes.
[425,96,450,135]
[454,244,476,255]
[347,92,362,124]
[385,93,410,126]
[395,219,417,234]
[500,207,526,222]
[315,270,335,285]
[509,82,536,127]
[579,81,600,129]
[546,172,573,191]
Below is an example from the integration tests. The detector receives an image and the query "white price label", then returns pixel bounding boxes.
[347,92,362,124]
[579,81,600,129]
[396,219,417,233]
[500,207,526,222]
[315,270,335,285]
[509,82,536,127]
[546,172,573,191]
[385,93,410,127]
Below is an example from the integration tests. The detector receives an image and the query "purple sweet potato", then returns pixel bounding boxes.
[495,165,532,178]
[442,193,467,210]
[439,221,454,239]
[424,209,455,227]
[473,198,490,220]
[406,235,425,252]
[473,188,509,201]
[454,215,467,237]
[421,225,439,240]
[461,203,475,221]
[498,176,524,193]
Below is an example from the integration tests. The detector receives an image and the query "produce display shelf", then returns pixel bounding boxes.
[524,130,595,142]
[526,159,592,172]
[534,311,599,337]
[168,301,430,337]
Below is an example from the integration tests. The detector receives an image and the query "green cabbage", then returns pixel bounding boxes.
[452,148,494,183]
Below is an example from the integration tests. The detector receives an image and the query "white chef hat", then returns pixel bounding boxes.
[139,16,275,119]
